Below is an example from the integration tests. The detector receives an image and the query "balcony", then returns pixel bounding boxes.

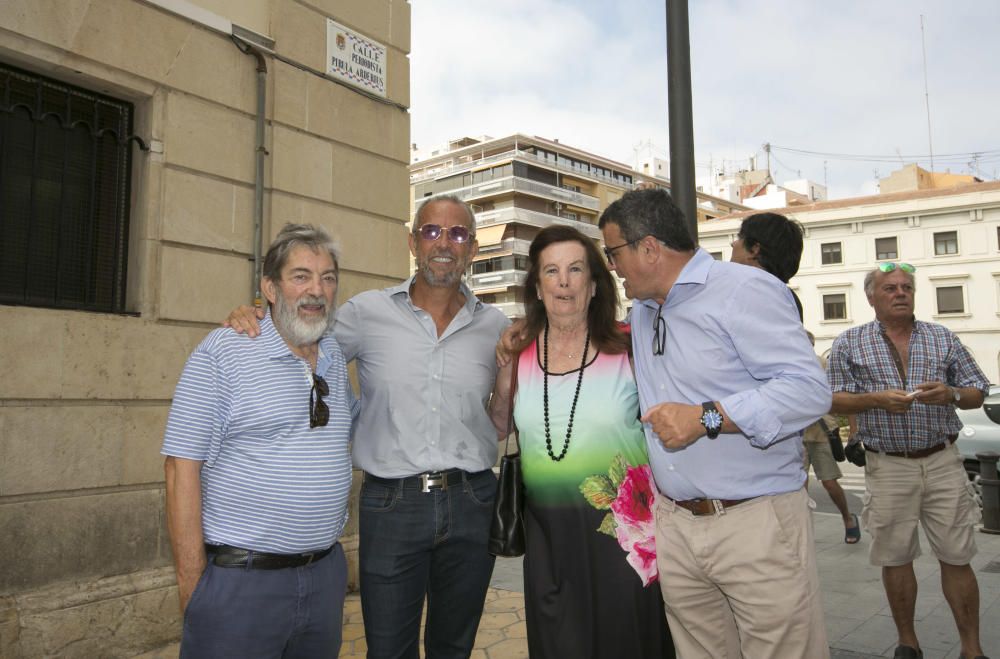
[489,301,525,319]
[416,176,600,211]
[474,207,602,239]
[468,270,526,290]
[477,237,533,256]
[410,147,635,190]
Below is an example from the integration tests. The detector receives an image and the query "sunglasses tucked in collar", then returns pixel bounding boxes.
[310,374,329,428]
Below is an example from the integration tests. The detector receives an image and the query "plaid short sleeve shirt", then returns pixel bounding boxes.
[827,319,989,453]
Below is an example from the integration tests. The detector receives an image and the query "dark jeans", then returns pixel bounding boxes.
[359,470,497,659]
[181,543,347,659]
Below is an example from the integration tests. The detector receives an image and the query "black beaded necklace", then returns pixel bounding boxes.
[542,322,591,462]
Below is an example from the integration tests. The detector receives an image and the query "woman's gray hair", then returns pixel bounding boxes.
[262,223,339,281]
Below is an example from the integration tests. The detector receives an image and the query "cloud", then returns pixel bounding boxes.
[410,0,1000,197]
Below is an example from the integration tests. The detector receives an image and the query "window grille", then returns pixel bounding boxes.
[0,62,142,313]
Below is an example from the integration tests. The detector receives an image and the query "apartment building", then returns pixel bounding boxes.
[0,2,410,655]
[410,134,745,317]
[701,180,1000,381]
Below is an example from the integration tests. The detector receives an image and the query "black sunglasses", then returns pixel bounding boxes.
[653,304,666,356]
[310,374,329,428]
[603,237,642,264]
[418,223,472,244]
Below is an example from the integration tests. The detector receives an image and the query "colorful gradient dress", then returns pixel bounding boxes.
[513,340,674,659]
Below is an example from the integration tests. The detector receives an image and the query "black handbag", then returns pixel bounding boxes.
[819,418,846,462]
[488,359,525,557]
[844,436,866,467]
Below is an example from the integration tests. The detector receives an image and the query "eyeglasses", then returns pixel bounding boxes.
[310,374,329,428]
[652,304,666,356]
[603,237,642,264]
[878,262,916,274]
[418,223,472,244]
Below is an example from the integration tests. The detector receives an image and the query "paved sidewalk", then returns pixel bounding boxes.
[136,510,1000,658]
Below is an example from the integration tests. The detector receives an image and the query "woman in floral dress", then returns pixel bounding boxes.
[490,225,673,659]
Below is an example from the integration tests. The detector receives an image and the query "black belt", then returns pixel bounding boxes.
[864,435,956,460]
[205,543,334,569]
[668,496,756,516]
[364,469,489,493]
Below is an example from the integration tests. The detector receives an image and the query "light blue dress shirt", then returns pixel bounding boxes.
[334,276,511,478]
[630,249,831,501]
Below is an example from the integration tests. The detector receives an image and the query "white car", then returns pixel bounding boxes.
[955,384,1000,500]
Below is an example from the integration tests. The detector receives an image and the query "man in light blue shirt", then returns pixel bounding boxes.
[599,188,831,658]
[164,224,357,658]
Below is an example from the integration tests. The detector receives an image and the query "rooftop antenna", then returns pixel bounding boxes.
[920,15,935,171]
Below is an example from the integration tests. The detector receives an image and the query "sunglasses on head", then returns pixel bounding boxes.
[878,262,916,274]
[310,374,329,428]
[418,223,472,244]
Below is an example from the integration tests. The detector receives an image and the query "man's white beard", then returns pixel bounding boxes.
[272,288,335,347]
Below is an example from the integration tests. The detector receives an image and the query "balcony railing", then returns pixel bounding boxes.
[477,237,533,256]
[475,207,602,239]
[416,176,600,211]
[468,270,527,289]
[410,147,636,190]
[489,301,525,319]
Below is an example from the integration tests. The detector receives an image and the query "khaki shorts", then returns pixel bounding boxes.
[862,442,980,566]
[804,440,843,482]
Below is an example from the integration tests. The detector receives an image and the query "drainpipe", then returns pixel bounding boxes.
[234,37,268,305]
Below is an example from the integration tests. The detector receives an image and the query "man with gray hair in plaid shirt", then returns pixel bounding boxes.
[827,262,989,659]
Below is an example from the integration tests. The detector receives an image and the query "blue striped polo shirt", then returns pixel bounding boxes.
[161,312,357,554]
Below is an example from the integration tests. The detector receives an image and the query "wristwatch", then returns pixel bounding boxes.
[950,387,962,404]
[700,402,723,439]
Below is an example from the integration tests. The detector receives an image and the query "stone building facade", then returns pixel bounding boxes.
[0,1,410,656]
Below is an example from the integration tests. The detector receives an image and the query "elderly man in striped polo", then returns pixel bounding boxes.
[163,223,358,658]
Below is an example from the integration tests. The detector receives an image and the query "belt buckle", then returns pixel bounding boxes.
[711,499,726,516]
[302,552,315,565]
[421,472,445,493]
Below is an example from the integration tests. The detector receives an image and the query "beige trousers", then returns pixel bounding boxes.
[655,488,829,659]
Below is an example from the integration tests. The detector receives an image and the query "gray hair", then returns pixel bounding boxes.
[412,195,476,237]
[262,223,339,281]
[863,267,915,297]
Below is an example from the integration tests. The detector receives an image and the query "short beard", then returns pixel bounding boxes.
[417,251,466,288]
[271,287,336,347]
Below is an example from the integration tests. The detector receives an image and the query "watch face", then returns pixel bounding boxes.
[702,409,723,429]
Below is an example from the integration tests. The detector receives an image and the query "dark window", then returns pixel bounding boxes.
[0,63,137,313]
[823,293,847,320]
[821,242,842,265]
[875,237,898,260]
[710,251,723,260]
[934,231,958,255]
[936,286,964,314]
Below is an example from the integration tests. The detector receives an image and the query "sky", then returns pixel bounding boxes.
[409,1,1000,200]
